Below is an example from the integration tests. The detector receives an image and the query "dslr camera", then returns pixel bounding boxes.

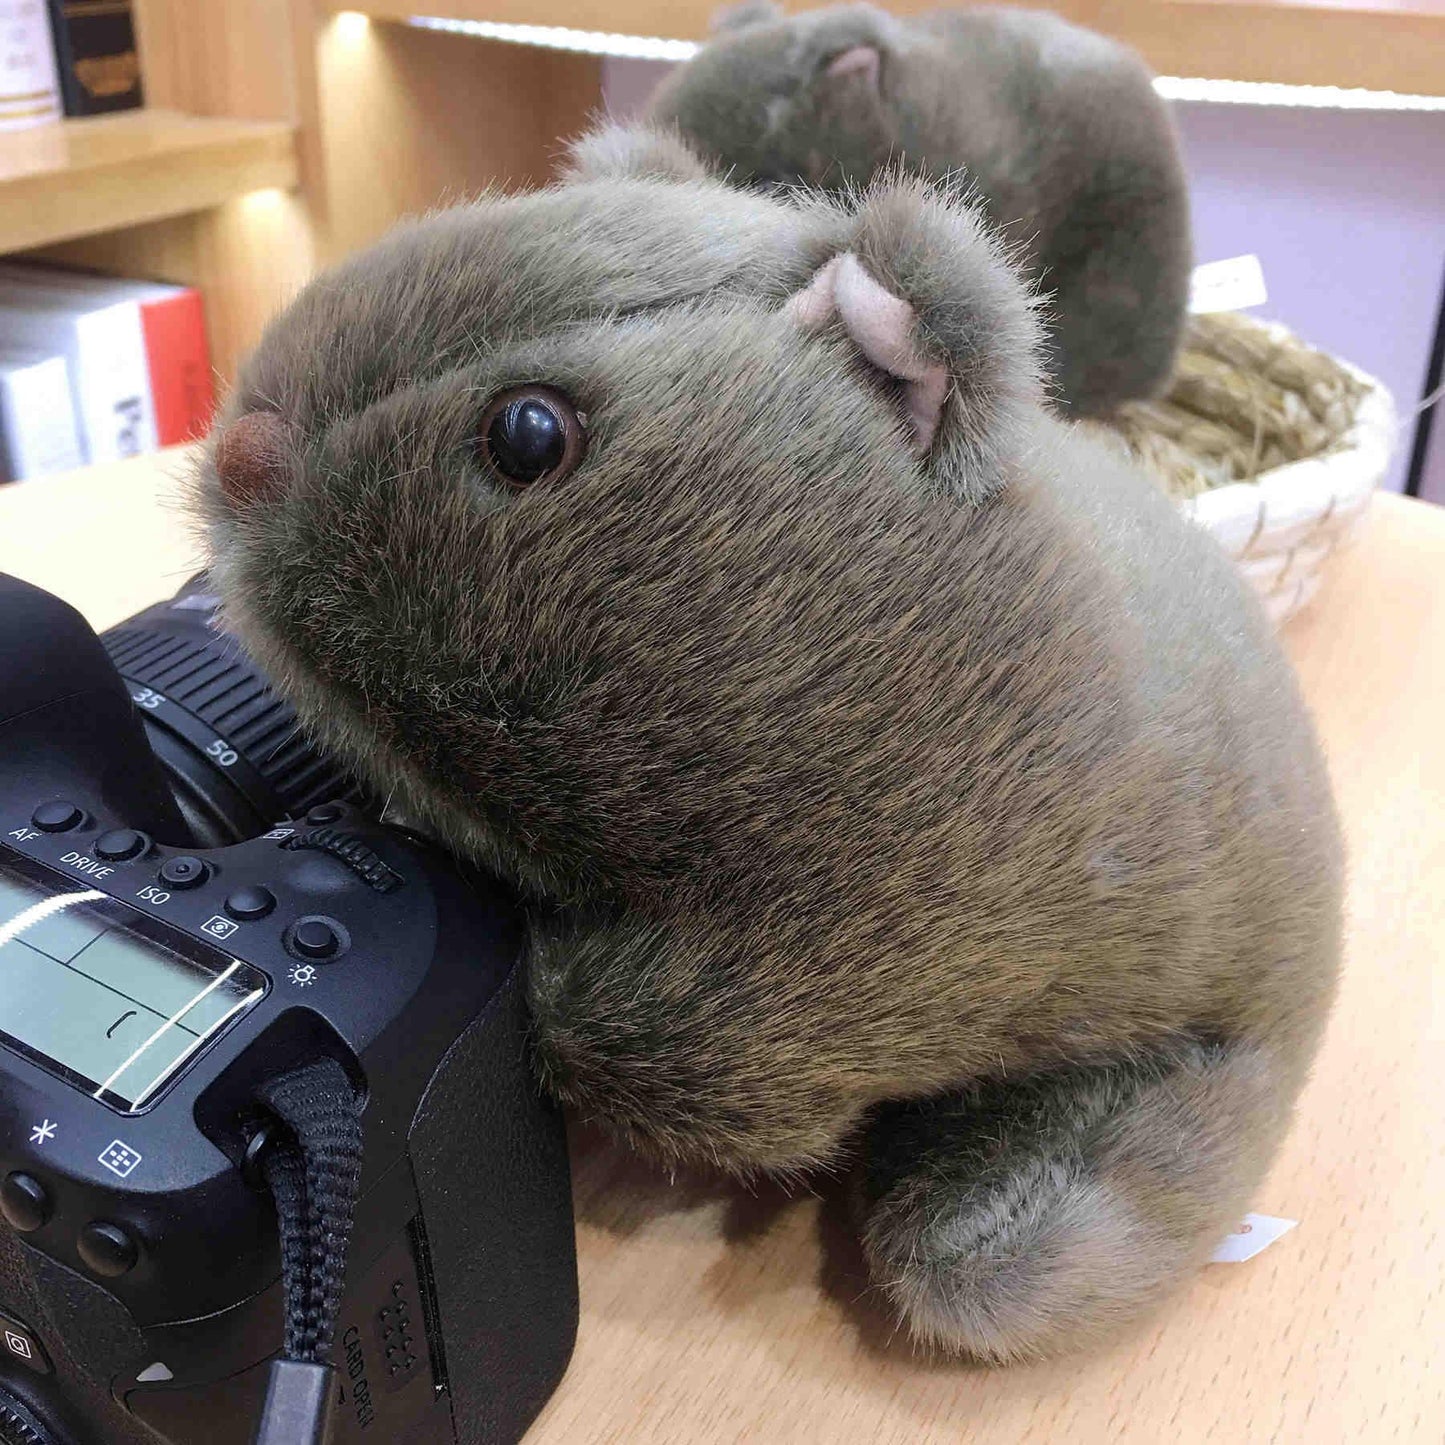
[0,573,577,1445]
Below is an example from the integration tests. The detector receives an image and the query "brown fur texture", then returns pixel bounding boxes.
[194,134,1339,1363]
[642,2,1193,415]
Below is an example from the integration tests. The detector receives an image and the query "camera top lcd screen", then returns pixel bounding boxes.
[0,851,266,1112]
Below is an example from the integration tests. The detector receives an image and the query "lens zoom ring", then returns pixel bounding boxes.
[0,1393,53,1445]
[104,627,357,817]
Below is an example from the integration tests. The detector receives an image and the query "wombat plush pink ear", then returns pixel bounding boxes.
[790,178,1045,503]
[787,254,948,454]
[824,44,881,90]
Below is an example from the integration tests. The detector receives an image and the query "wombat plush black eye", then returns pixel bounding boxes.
[477,385,586,488]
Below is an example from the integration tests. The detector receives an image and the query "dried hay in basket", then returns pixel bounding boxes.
[1091,311,1397,625]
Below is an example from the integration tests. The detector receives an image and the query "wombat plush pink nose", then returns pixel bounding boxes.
[214,412,291,508]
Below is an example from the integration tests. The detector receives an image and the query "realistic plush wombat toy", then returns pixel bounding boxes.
[196,126,1339,1363]
[646,1,1193,416]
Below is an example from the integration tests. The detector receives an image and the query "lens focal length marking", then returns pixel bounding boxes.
[119,676,286,828]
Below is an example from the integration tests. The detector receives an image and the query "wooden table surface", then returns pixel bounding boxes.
[1,455,1441,1444]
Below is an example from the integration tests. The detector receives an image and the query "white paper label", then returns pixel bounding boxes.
[1190,255,1269,315]
[1210,1211,1297,1263]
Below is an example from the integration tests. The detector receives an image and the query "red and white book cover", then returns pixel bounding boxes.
[138,286,215,446]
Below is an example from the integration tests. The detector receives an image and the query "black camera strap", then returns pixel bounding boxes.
[250,1058,363,1445]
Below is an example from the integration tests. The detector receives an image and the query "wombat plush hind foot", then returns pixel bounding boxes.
[858,1038,1292,1361]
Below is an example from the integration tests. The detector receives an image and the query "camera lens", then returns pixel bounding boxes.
[0,1386,67,1445]
[101,576,362,848]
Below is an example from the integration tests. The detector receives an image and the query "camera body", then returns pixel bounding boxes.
[0,574,577,1445]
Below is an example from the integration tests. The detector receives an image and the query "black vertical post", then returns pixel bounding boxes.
[1405,254,1445,499]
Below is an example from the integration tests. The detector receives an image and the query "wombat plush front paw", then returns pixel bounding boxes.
[858,1040,1292,1361]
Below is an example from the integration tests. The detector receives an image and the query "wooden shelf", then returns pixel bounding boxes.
[343,0,1445,94]
[0,108,298,255]
[1094,0,1445,94]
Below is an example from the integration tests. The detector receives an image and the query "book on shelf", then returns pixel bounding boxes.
[0,273,154,465]
[136,284,213,449]
[0,264,214,477]
[46,0,142,116]
[0,0,62,130]
[0,348,83,482]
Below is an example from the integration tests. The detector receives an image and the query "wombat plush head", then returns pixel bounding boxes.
[196,127,1042,911]
[645,3,1194,417]
[648,1,906,192]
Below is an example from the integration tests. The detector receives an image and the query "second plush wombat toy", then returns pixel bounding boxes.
[197,127,1338,1363]
[647,1,1192,416]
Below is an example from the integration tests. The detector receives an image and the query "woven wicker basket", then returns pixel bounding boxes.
[1098,312,1397,625]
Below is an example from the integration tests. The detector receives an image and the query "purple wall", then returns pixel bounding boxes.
[1174,103,1445,495]
[603,58,1445,495]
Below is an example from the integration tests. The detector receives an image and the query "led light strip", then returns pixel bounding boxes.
[404,14,1445,111]
[1153,75,1445,112]
[407,15,700,61]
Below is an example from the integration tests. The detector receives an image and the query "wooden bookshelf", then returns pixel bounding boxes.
[8,0,1434,428]
[0,3,599,390]
[0,109,297,255]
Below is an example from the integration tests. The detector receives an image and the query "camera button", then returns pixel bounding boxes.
[286,917,347,962]
[0,1173,51,1233]
[0,1311,52,1376]
[77,1221,139,1278]
[225,885,276,921]
[31,800,83,833]
[94,829,150,863]
[305,802,345,825]
[158,856,210,890]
